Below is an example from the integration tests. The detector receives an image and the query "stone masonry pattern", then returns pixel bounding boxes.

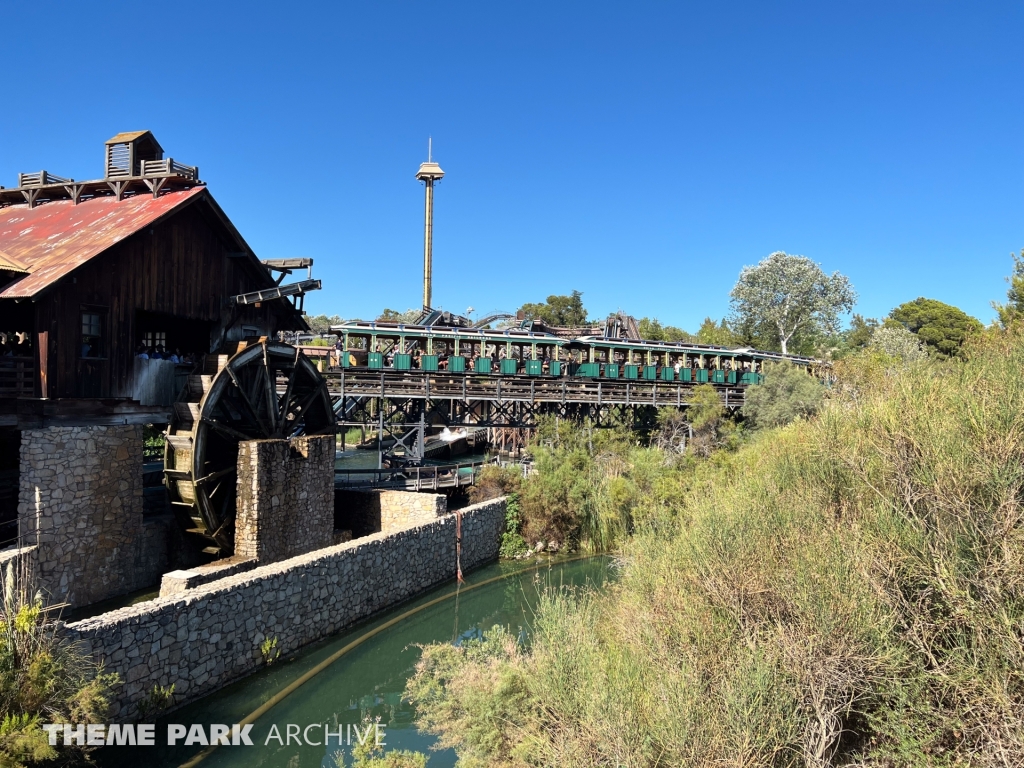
[235,435,334,564]
[65,497,506,719]
[18,425,145,607]
[335,489,447,537]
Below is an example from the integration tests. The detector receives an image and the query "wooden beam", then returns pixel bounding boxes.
[142,177,168,198]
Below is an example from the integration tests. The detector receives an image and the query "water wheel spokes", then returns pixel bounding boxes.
[164,340,335,557]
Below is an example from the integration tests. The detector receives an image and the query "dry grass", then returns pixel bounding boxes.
[407,328,1024,767]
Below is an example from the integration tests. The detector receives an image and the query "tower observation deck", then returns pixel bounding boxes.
[416,139,444,310]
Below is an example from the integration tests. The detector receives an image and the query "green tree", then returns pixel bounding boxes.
[846,314,879,349]
[687,384,734,456]
[886,298,981,359]
[638,317,692,342]
[992,249,1024,327]
[377,308,421,324]
[303,314,342,335]
[741,361,825,430]
[729,252,856,354]
[695,317,739,347]
[519,291,588,327]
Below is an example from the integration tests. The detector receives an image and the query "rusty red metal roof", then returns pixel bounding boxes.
[0,187,206,299]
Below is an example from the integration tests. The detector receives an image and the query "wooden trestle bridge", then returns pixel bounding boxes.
[324,367,745,434]
[166,333,808,555]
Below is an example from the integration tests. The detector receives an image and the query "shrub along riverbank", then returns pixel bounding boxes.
[408,329,1024,766]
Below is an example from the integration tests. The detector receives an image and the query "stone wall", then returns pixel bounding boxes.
[18,426,145,607]
[65,498,506,718]
[158,557,256,597]
[335,489,446,537]
[235,435,334,564]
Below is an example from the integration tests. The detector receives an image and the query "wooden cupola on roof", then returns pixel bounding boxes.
[105,131,164,179]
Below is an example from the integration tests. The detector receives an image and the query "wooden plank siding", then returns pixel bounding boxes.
[28,200,300,400]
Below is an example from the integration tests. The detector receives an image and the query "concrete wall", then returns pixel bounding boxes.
[235,436,334,563]
[18,425,147,607]
[65,497,505,718]
[335,489,447,537]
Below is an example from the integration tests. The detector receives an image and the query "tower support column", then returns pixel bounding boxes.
[415,145,445,312]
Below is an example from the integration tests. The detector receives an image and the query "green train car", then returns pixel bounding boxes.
[330,321,819,385]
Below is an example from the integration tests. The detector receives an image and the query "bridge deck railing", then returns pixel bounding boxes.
[334,457,496,490]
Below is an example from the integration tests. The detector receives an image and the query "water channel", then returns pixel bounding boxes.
[96,556,611,768]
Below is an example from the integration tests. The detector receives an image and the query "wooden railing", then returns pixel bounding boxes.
[0,357,34,397]
[334,458,495,490]
[139,159,200,181]
[17,171,72,187]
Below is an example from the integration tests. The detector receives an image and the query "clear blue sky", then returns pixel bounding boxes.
[3,2,1021,330]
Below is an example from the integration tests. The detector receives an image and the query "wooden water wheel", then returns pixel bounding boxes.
[164,340,335,556]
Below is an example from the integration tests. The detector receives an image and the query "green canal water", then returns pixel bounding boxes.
[96,556,611,768]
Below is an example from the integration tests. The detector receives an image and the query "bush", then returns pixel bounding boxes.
[408,327,1024,766]
[0,565,116,767]
[741,361,825,430]
[868,324,927,363]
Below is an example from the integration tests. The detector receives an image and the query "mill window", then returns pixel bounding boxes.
[81,311,104,358]
[142,331,167,349]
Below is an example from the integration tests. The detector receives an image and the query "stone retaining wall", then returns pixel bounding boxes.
[18,426,146,607]
[335,489,446,536]
[235,436,334,563]
[65,498,506,718]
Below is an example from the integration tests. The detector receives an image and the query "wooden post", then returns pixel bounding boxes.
[36,330,48,398]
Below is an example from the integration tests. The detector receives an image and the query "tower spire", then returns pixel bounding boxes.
[415,142,444,311]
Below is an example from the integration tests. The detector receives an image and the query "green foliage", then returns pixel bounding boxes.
[846,313,879,349]
[513,418,693,551]
[637,317,692,342]
[377,308,422,324]
[829,314,881,360]
[137,683,175,719]
[741,361,825,430]
[887,297,982,358]
[0,714,54,768]
[518,290,587,327]
[687,384,724,432]
[498,494,528,559]
[868,324,927,363]
[694,317,739,347]
[992,249,1024,327]
[0,565,116,767]
[304,314,343,335]
[408,327,1024,765]
[334,719,427,768]
[260,636,281,665]
[687,384,741,457]
[142,424,165,459]
[729,251,856,354]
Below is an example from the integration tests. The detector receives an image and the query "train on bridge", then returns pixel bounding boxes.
[330,320,819,384]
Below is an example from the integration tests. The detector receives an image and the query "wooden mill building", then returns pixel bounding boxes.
[0,131,314,607]
[0,130,306,402]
